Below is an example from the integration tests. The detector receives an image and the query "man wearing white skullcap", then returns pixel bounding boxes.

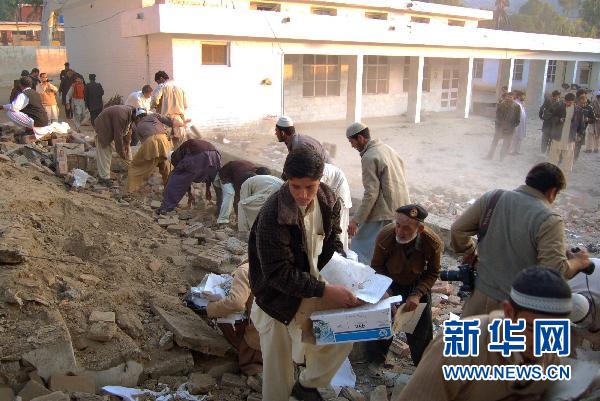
[275,116,331,164]
[346,122,410,264]
[396,266,584,401]
[569,258,600,332]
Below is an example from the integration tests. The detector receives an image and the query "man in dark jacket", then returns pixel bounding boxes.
[538,90,560,154]
[84,74,104,127]
[575,91,594,161]
[548,92,585,173]
[249,146,358,401]
[485,92,521,161]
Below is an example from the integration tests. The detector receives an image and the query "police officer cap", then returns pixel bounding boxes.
[346,122,368,138]
[396,204,428,222]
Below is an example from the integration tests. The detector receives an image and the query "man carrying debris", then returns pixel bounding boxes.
[214,160,258,225]
[125,108,190,194]
[369,204,442,366]
[275,116,331,164]
[36,72,59,123]
[2,76,55,139]
[237,171,284,234]
[157,139,221,214]
[451,162,591,317]
[152,71,188,147]
[395,267,587,401]
[93,105,136,187]
[205,263,263,376]
[321,162,352,252]
[84,74,104,127]
[249,146,358,401]
[346,122,410,265]
[66,75,86,133]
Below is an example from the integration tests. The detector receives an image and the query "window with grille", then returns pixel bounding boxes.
[579,62,592,85]
[302,55,340,97]
[473,58,484,79]
[250,2,281,11]
[546,60,557,83]
[512,59,524,81]
[423,59,431,92]
[311,7,337,16]
[362,56,389,95]
[365,12,388,20]
[403,57,411,93]
[202,44,229,65]
[411,16,430,23]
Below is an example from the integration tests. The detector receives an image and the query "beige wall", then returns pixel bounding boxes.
[0,46,67,86]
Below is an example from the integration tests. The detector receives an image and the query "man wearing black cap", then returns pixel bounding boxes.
[395,267,581,401]
[451,162,591,317]
[346,122,410,265]
[369,204,442,366]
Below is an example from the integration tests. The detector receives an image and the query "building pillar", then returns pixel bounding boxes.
[526,60,549,111]
[495,59,512,99]
[565,60,578,85]
[346,54,364,124]
[407,56,425,123]
[457,58,473,118]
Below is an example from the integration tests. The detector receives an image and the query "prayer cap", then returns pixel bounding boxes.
[276,116,294,128]
[510,267,572,316]
[346,122,368,138]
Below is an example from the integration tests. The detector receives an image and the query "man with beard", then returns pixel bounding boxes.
[274,116,331,164]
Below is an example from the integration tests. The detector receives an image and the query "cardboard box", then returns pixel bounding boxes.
[310,295,402,345]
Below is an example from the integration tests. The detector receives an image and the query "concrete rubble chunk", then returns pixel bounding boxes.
[225,237,246,255]
[187,373,216,395]
[79,274,100,285]
[49,375,96,394]
[340,387,366,401]
[22,339,78,381]
[207,360,239,380]
[143,349,194,379]
[166,224,187,235]
[116,313,144,338]
[369,385,388,401]
[182,223,204,237]
[79,360,143,392]
[147,259,162,273]
[221,373,247,389]
[158,331,174,351]
[150,201,162,209]
[157,217,179,227]
[18,381,52,401]
[87,322,117,342]
[151,301,231,356]
[89,311,115,323]
[30,392,69,401]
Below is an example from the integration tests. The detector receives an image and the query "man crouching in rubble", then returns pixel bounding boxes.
[249,146,360,401]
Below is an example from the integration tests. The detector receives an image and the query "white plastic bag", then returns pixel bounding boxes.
[190,273,232,301]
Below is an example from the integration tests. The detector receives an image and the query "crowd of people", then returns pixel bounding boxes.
[488,86,600,173]
[3,65,600,401]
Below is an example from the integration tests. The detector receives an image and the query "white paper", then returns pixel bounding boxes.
[449,312,460,321]
[190,273,232,301]
[102,386,155,401]
[216,312,245,324]
[355,274,393,304]
[331,358,356,396]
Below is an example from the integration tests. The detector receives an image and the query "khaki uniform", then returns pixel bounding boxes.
[251,201,352,401]
[395,311,559,401]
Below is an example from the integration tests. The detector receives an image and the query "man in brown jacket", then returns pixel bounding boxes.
[369,204,442,366]
[206,263,262,376]
[346,122,411,264]
[93,105,135,187]
[249,147,359,401]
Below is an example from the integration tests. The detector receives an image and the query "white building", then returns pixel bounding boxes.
[56,0,600,136]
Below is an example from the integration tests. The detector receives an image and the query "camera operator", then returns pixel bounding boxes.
[369,204,442,366]
[451,162,591,317]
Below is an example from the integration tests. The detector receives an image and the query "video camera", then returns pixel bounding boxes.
[439,263,476,299]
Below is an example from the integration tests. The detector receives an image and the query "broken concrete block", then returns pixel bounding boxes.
[0,385,14,401]
[150,201,162,209]
[158,331,174,351]
[29,392,69,401]
[193,250,227,273]
[89,311,115,323]
[143,349,194,379]
[87,322,117,342]
[147,259,162,273]
[187,373,216,395]
[166,224,187,235]
[182,223,204,237]
[340,387,366,401]
[79,360,143,392]
[157,217,179,227]
[225,237,246,255]
[22,339,78,382]
[221,373,246,389]
[49,375,96,394]
[151,302,231,356]
[18,381,52,401]
[116,313,144,338]
[206,360,239,380]
[369,385,388,401]
[79,274,100,285]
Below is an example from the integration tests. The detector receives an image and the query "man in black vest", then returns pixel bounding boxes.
[3,76,51,137]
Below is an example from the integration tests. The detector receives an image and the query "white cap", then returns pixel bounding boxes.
[276,116,294,128]
[346,122,368,138]
[167,150,174,161]
[135,107,147,117]
[570,293,590,324]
